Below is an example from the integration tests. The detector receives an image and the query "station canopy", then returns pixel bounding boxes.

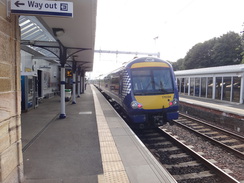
[19,0,97,72]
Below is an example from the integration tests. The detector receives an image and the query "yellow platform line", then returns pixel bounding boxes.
[92,86,130,183]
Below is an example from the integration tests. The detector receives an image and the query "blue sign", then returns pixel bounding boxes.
[11,0,73,17]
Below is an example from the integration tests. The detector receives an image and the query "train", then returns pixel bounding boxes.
[95,57,179,129]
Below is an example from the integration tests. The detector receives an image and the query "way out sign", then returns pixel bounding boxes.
[11,0,73,17]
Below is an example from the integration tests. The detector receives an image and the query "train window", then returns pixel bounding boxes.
[131,68,174,95]
[153,69,173,92]
[132,70,152,91]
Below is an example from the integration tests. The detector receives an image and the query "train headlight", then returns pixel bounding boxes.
[169,98,179,106]
[131,101,143,109]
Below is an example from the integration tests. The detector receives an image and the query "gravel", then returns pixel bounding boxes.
[162,124,244,182]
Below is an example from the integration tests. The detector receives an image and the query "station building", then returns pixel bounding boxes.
[175,64,244,104]
[0,1,97,182]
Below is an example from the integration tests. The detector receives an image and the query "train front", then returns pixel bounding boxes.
[122,57,179,129]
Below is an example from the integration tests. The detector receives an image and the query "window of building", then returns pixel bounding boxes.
[201,77,207,97]
[207,77,213,98]
[195,77,200,97]
[223,77,231,101]
[185,77,189,95]
[233,76,241,103]
[215,77,222,100]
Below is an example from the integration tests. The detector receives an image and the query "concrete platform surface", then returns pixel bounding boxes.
[21,85,176,183]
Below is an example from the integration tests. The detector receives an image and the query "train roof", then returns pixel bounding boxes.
[124,57,170,68]
[101,57,173,79]
[175,64,244,76]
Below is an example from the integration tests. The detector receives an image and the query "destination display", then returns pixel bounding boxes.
[11,0,73,17]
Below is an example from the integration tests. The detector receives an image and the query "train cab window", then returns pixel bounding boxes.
[131,68,174,95]
[132,70,152,91]
[153,69,173,92]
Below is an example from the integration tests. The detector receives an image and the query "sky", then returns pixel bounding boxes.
[89,0,244,79]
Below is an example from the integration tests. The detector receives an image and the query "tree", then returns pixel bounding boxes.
[182,32,242,69]
[171,58,185,71]
[184,38,218,69]
[212,32,242,66]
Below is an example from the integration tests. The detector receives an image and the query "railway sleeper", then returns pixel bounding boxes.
[197,128,212,132]
[163,160,200,169]
[153,141,173,146]
[203,131,220,135]
[230,144,244,149]
[191,125,204,129]
[187,123,199,126]
[173,170,215,181]
[213,135,228,139]
[157,147,180,152]
[169,152,189,159]
[146,137,166,141]
[219,139,239,143]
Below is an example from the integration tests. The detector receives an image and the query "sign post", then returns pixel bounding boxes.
[11,0,73,17]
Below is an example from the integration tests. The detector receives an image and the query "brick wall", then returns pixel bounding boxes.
[0,2,24,183]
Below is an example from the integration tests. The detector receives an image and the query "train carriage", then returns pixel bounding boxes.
[96,57,179,129]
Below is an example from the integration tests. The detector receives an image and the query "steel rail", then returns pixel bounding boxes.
[177,114,244,159]
[158,127,240,183]
[180,113,244,141]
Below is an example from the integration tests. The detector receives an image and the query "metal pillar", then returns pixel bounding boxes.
[240,74,244,104]
[77,76,81,97]
[72,72,76,104]
[77,66,81,97]
[59,41,67,118]
[59,67,66,118]
[81,76,84,93]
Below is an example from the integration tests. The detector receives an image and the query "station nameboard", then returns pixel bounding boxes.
[11,0,73,17]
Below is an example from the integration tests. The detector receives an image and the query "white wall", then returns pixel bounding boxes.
[21,50,60,96]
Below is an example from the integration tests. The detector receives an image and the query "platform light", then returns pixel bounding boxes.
[52,28,65,37]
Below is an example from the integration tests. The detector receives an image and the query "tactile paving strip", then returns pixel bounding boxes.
[92,87,130,183]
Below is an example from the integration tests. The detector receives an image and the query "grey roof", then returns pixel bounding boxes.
[175,64,244,76]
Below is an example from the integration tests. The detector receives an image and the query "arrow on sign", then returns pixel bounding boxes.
[15,1,25,7]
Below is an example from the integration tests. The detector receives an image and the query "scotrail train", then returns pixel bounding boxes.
[95,57,179,129]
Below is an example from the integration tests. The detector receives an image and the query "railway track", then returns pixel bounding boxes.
[176,113,244,160]
[135,128,239,183]
[98,88,242,182]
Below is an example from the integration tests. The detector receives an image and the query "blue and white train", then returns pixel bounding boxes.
[95,57,179,129]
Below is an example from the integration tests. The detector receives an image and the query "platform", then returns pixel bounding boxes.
[21,84,176,183]
[179,95,244,134]
[180,95,244,117]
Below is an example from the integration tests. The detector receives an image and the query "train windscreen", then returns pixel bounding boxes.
[131,68,174,95]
